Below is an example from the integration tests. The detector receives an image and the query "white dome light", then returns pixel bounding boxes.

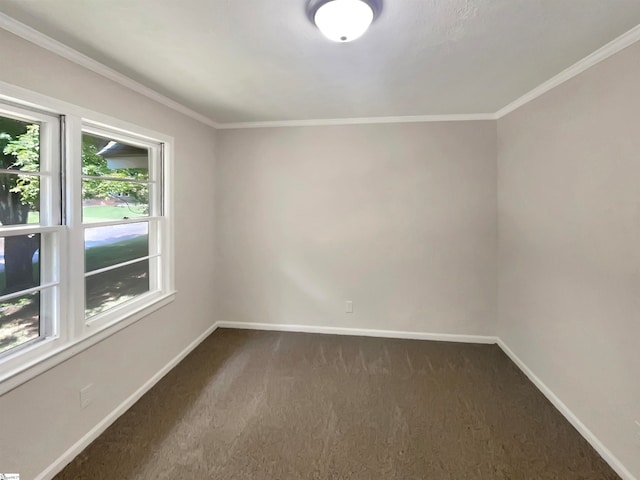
[314,0,375,43]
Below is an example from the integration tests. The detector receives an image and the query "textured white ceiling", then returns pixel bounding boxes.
[1,0,640,124]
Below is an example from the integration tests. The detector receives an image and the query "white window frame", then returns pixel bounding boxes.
[76,123,168,332]
[0,102,64,370]
[0,81,175,395]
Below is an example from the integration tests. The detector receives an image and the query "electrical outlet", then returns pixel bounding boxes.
[345,301,353,313]
[635,420,640,447]
[80,384,95,409]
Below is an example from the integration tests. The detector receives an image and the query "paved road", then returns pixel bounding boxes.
[0,222,146,273]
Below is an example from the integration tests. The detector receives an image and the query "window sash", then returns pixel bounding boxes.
[0,286,57,361]
[0,104,60,359]
[0,169,52,176]
[79,124,165,325]
[0,281,58,303]
[0,83,174,395]
[81,174,154,184]
[0,109,61,230]
[84,254,160,278]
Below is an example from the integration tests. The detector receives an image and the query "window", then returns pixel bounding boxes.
[0,104,61,358]
[80,128,164,323]
[0,87,174,391]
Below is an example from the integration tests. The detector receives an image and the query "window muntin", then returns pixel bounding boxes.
[0,106,60,358]
[84,223,150,272]
[81,180,149,223]
[81,131,151,223]
[0,89,173,391]
[80,128,163,321]
[85,260,151,318]
[0,116,41,226]
[0,290,41,354]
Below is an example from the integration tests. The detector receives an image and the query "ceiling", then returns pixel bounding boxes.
[1,0,640,125]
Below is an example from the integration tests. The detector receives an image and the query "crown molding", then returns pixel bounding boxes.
[495,23,640,119]
[209,21,640,128]
[1,11,640,129]
[0,12,221,129]
[216,113,496,129]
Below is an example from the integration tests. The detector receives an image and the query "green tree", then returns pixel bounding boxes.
[0,123,40,294]
[81,139,148,212]
[1,125,148,295]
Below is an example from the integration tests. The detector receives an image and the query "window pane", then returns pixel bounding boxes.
[0,115,40,172]
[82,180,148,223]
[0,174,40,225]
[85,260,150,318]
[82,132,148,180]
[0,234,40,294]
[0,291,40,355]
[85,222,149,273]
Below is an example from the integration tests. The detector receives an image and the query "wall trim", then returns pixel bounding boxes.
[216,321,498,344]
[218,322,636,478]
[0,12,220,129]
[35,322,219,480]
[494,23,640,119]
[497,339,637,480]
[32,322,636,480]
[0,292,176,397]
[216,113,497,129]
[2,13,640,129]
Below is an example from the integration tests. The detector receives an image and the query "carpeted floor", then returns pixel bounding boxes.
[55,328,619,479]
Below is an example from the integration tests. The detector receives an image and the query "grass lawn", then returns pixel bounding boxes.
[85,235,148,272]
[2,205,150,353]
[1,233,148,289]
[85,261,149,318]
[27,205,146,224]
[1,234,150,353]
[83,205,147,223]
[1,254,150,354]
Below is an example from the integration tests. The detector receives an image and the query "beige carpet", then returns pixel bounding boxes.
[55,329,620,479]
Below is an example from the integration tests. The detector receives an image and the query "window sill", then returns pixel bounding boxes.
[0,291,177,396]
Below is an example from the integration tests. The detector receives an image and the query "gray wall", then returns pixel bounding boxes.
[0,29,217,479]
[2,17,640,480]
[498,40,640,476]
[215,122,497,335]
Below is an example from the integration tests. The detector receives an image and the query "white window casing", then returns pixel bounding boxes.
[0,81,175,395]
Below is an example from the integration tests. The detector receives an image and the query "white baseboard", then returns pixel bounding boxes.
[497,339,637,480]
[35,321,634,480]
[215,321,498,344]
[35,322,219,480]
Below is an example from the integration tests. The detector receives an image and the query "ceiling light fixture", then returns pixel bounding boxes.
[310,0,380,43]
